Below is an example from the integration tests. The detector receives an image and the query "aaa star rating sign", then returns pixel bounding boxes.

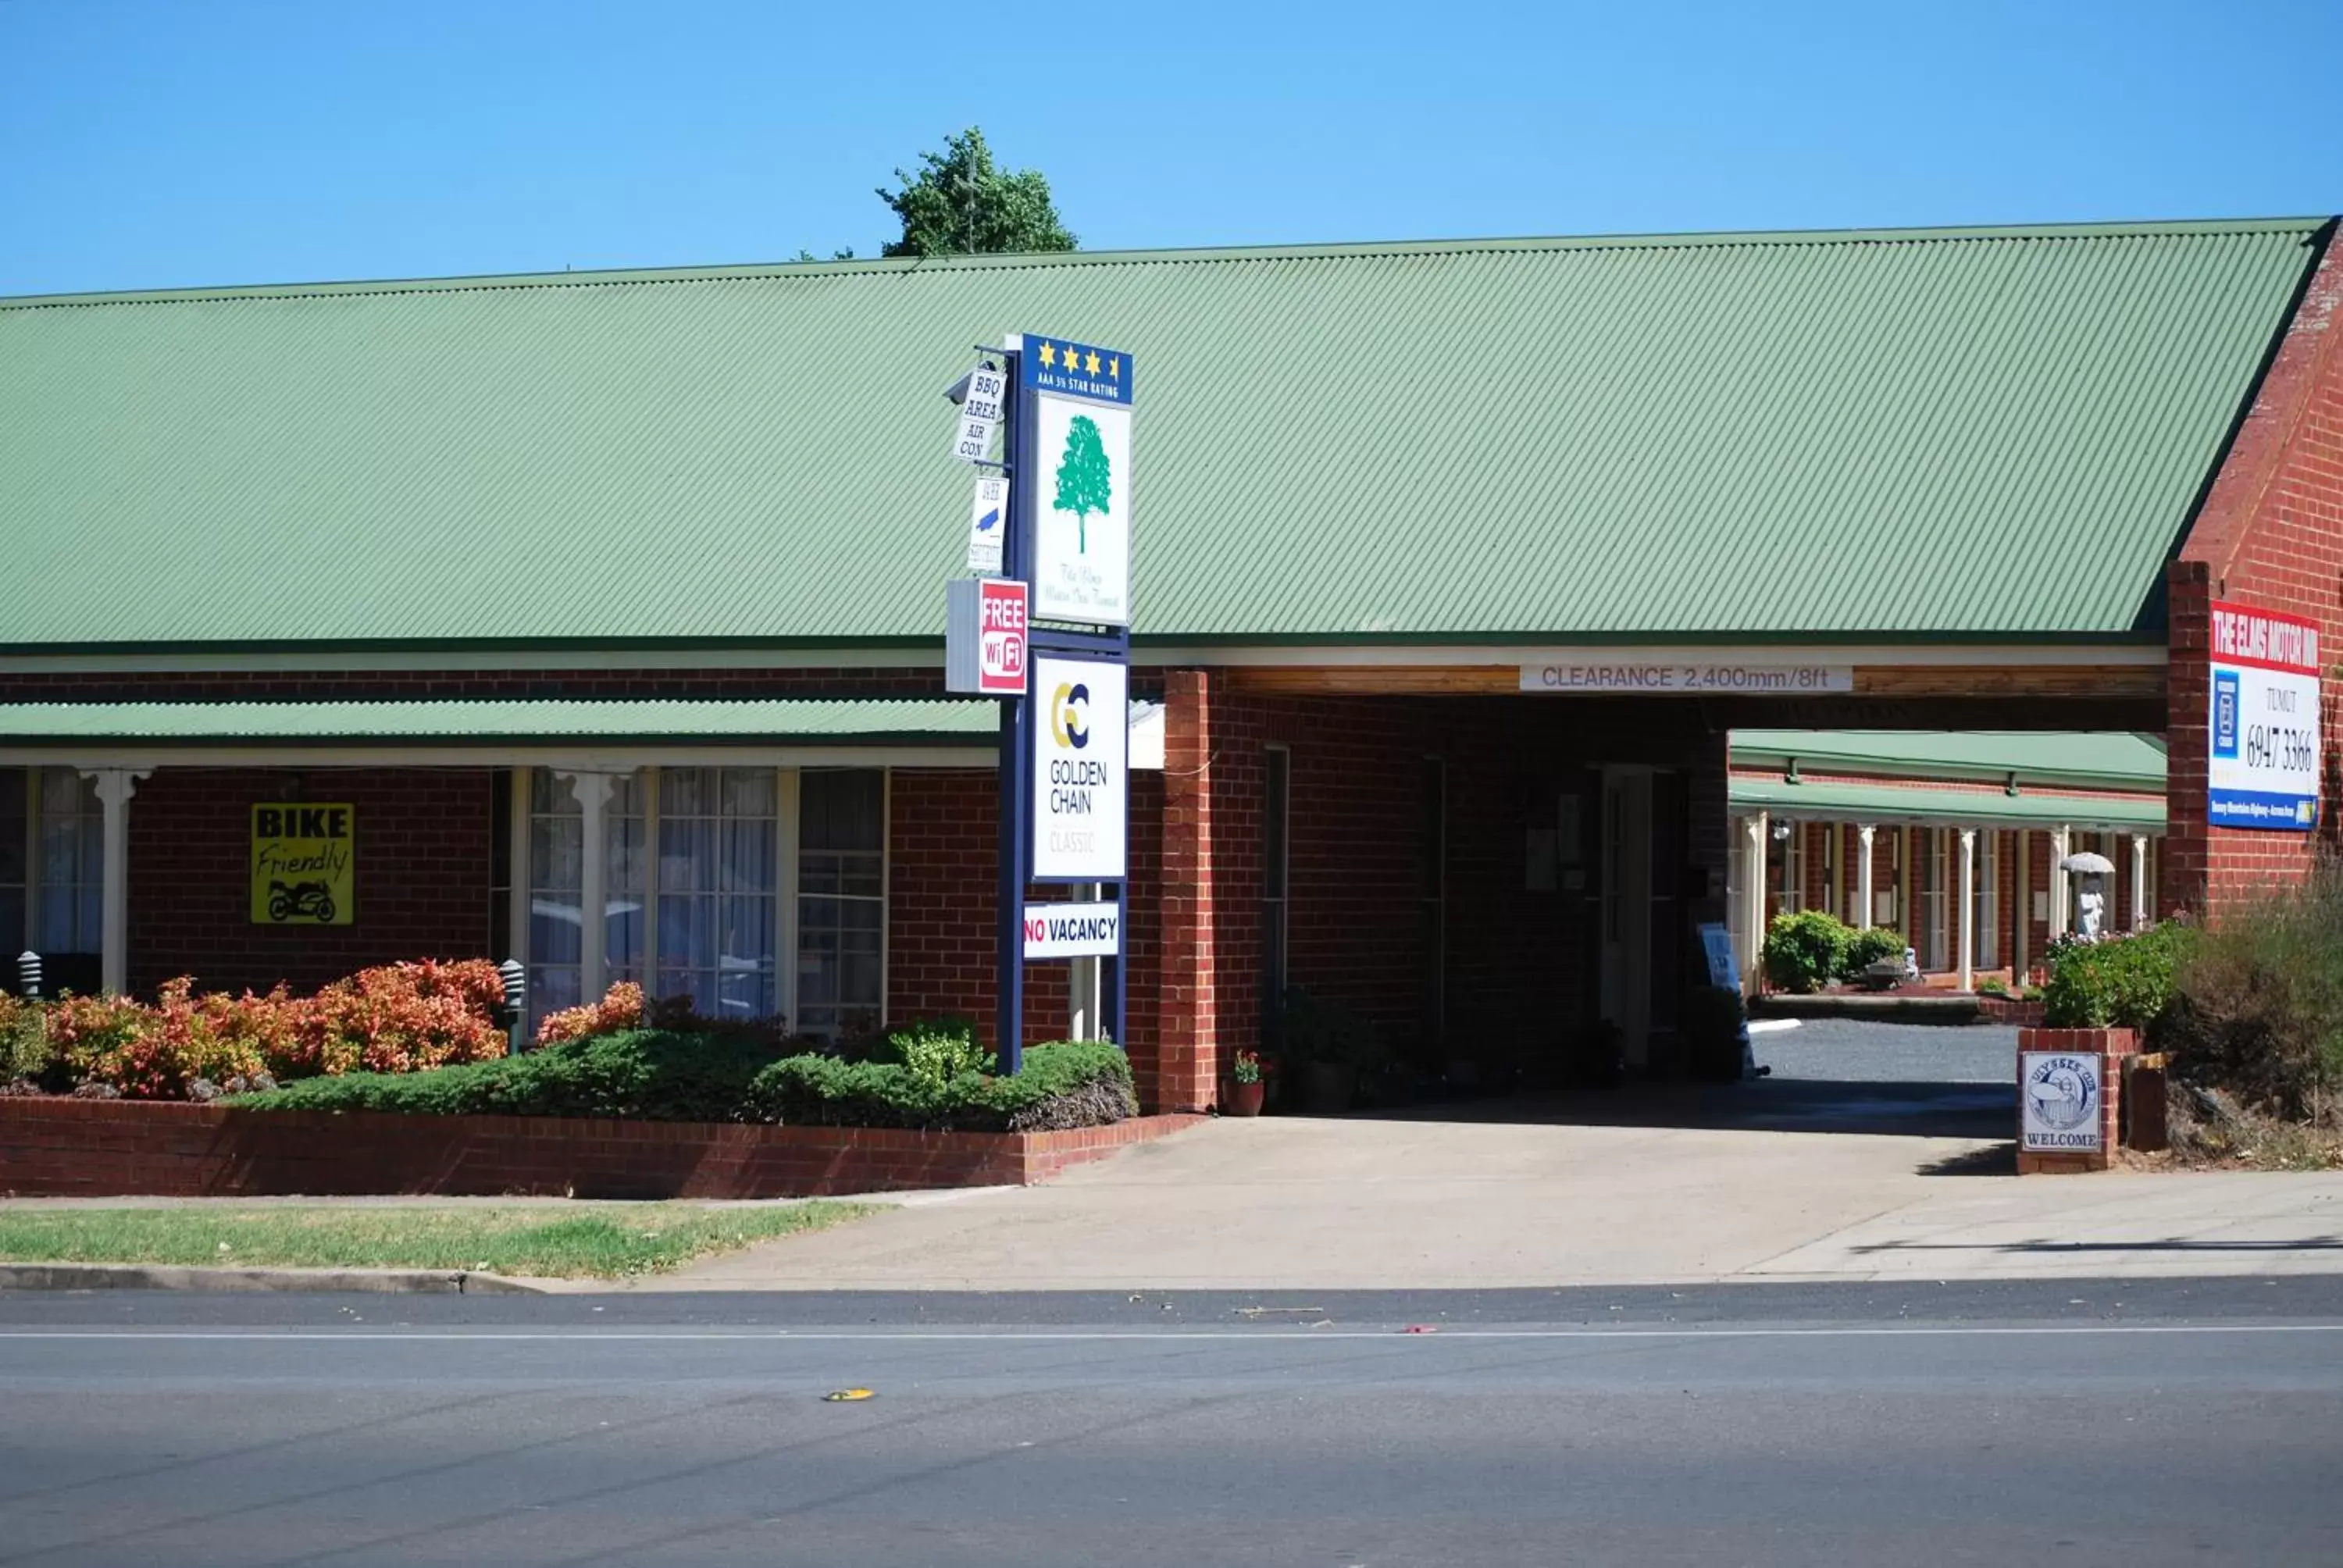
[1023,337,1132,626]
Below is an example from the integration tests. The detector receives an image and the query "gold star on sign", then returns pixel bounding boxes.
[1084,350,1101,375]
[1107,356,1118,380]
[1037,342,1056,368]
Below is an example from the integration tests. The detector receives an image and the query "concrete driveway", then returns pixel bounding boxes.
[651,1022,2343,1292]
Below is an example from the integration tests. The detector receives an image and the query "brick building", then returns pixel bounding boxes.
[1726,730,2167,988]
[2,218,2336,1110]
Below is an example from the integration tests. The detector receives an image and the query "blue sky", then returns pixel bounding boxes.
[3,0,2338,296]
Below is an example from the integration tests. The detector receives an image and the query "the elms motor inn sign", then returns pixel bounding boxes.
[251,803,355,925]
[2208,599,2322,831]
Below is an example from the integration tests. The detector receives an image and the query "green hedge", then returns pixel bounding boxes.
[1761,911,1846,992]
[743,1041,1136,1132]
[226,1029,1137,1132]
[227,1029,798,1122]
[2042,925,2191,1029]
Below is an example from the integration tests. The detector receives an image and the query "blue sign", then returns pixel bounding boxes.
[2212,669,2240,759]
[1020,337,1133,405]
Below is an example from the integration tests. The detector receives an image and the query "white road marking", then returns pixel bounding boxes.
[0,1324,2337,1342]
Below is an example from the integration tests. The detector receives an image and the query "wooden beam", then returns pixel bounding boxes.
[1850,665,2165,700]
[1226,666,1518,694]
[1223,663,2166,700]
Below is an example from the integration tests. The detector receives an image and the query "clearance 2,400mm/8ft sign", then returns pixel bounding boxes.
[1030,654,1127,879]
[2209,599,2323,831]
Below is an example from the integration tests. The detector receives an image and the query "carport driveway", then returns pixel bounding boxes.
[666,1074,2028,1291]
[652,1017,2343,1289]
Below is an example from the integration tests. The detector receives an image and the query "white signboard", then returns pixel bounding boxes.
[1022,899,1121,959]
[949,362,1008,465]
[2208,599,2322,832]
[1022,337,1132,627]
[965,475,1007,575]
[1030,654,1127,879]
[2020,1052,2102,1153]
[1522,661,1855,695]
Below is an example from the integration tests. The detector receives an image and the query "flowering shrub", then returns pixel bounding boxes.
[20,959,510,1099]
[301,960,508,1075]
[534,982,647,1047]
[48,979,268,1101]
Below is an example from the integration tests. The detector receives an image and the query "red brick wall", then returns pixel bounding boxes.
[884,768,1073,1049]
[0,1097,1204,1199]
[128,767,497,996]
[2168,225,2343,918]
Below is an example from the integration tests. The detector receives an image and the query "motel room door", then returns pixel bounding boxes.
[1599,767,1654,1067]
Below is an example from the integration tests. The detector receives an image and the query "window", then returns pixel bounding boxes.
[796,770,885,1039]
[658,767,777,1020]
[0,770,24,975]
[1821,825,1842,921]
[524,766,883,1035]
[1262,747,1290,1027]
[527,770,590,1018]
[489,770,515,964]
[36,768,102,956]
[1972,831,1999,969]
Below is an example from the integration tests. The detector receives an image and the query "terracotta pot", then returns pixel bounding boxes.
[1224,1078,1266,1117]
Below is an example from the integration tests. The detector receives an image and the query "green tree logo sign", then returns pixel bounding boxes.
[1052,415,1112,552]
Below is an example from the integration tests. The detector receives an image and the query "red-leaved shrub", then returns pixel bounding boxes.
[533,982,646,1047]
[38,959,509,1098]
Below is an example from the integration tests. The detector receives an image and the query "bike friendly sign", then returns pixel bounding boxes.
[251,803,355,925]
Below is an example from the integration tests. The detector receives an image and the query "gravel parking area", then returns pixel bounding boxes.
[1753,1018,2017,1084]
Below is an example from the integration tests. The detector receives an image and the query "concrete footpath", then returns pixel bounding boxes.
[636,1099,2343,1292]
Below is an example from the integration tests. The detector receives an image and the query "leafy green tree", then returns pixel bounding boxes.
[877,127,1075,258]
[1052,415,1112,551]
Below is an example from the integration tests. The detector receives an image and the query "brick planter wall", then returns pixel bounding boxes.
[2015,1026,2139,1174]
[0,1099,1204,1200]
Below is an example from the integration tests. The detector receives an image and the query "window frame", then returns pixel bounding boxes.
[514,764,887,1037]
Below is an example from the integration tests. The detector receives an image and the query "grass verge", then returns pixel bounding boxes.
[0,1201,876,1278]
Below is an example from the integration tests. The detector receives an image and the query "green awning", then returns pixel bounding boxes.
[0,699,1000,747]
[1731,775,2164,833]
[1728,729,2165,791]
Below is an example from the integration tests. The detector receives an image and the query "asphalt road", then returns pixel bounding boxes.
[3,1280,2340,1566]
[1753,1017,2020,1084]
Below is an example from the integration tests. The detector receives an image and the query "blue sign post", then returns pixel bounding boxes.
[983,334,1136,1075]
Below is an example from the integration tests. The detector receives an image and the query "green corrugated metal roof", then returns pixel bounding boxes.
[1731,730,2166,789]
[1730,776,2166,832]
[0,699,997,744]
[2,219,2326,651]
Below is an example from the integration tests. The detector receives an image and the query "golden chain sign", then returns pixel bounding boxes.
[250,803,355,925]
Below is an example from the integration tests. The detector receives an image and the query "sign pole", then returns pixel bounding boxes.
[996,342,1031,1076]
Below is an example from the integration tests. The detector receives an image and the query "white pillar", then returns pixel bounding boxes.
[2129,834,2149,930]
[561,770,618,1006]
[2049,825,2071,939]
[1854,825,1876,930]
[1957,829,1977,992]
[1739,813,1768,992]
[81,768,150,996]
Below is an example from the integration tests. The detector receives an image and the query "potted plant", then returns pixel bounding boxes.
[1225,1049,1268,1117]
[1278,988,1371,1114]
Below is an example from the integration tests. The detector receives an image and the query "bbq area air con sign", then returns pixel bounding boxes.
[1031,655,1127,879]
[251,803,355,925]
[2208,600,2323,832]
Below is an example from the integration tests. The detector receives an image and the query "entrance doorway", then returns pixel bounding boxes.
[1599,768,1653,1067]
